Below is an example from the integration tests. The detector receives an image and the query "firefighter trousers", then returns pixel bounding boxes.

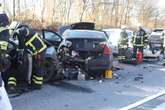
[7,51,45,89]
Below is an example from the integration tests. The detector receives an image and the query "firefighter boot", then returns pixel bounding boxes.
[7,77,17,94]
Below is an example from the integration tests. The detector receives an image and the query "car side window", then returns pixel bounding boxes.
[44,31,62,42]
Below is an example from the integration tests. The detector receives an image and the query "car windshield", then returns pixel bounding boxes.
[105,30,121,45]
[126,31,133,39]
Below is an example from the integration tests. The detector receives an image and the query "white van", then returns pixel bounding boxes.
[103,28,133,55]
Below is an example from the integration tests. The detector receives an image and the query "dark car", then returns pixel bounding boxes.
[61,29,113,77]
[57,22,95,36]
[42,22,113,79]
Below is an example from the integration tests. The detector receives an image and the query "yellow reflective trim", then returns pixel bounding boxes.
[0,27,7,33]
[141,37,144,46]
[34,34,47,54]
[0,41,8,50]
[9,30,13,36]
[32,79,43,85]
[25,34,37,46]
[33,75,43,81]
[25,33,47,55]
[135,44,143,46]
[117,57,125,60]
[8,81,16,86]
[117,58,125,60]
[29,42,36,51]
[33,44,47,55]
[133,36,136,44]
[8,77,17,81]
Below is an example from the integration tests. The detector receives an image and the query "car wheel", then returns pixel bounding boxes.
[43,58,56,83]
[88,70,103,79]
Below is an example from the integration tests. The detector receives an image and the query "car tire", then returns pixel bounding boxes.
[43,58,56,83]
[88,70,103,79]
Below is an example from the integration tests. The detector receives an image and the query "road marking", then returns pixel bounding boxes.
[119,91,165,110]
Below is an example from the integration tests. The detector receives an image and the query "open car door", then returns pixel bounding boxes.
[42,29,63,50]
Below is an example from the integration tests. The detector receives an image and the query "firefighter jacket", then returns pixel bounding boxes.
[137,29,146,36]
[133,35,144,47]
[0,26,9,41]
[16,27,47,55]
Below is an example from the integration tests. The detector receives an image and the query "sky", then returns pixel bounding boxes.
[157,0,165,9]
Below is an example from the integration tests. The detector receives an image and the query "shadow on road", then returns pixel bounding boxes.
[50,81,95,93]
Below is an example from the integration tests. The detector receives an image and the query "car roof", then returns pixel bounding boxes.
[63,29,107,39]
[103,28,122,32]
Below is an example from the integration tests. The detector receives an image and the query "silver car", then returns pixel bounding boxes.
[103,28,133,55]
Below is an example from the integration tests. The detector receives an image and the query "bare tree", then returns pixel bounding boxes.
[13,0,16,19]
[80,0,90,22]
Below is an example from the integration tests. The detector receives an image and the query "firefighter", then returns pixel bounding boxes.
[133,26,146,58]
[7,22,47,92]
[0,3,9,27]
[0,3,9,41]
[118,27,129,60]
[0,5,12,108]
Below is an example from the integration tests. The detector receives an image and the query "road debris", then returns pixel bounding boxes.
[134,76,143,81]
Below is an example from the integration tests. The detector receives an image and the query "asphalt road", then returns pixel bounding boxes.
[10,60,165,110]
[133,95,165,110]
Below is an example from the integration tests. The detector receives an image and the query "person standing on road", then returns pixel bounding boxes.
[7,22,47,92]
[118,26,129,60]
[0,4,12,109]
[132,26,146,58]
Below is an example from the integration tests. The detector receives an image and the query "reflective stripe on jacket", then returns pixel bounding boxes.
[0,27,7,33]
[133,36,144,47]
[25,33,47,55]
